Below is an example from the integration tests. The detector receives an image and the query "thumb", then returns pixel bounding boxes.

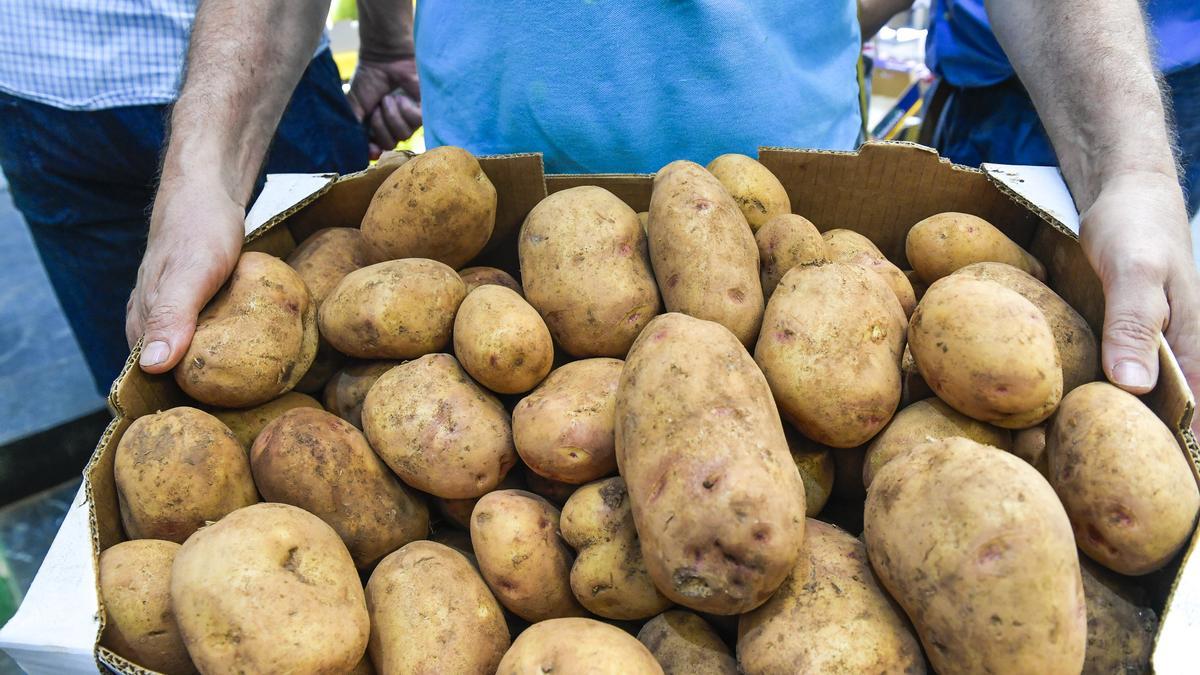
[1101,269,1169,394]
[136,260,225,374]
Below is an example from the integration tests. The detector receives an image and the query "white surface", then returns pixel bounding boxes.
[982,163,1080,234]
[244,173,336,236]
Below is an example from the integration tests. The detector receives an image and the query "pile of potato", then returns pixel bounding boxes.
[101,146,1199,675]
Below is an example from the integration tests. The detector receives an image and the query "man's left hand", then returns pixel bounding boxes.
[348,56,421,159]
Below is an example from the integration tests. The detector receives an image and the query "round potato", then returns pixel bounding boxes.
[175,252,318,408]
[738,519,925,674]
[360,145,496,267]
[470,489,586,622]
[755,213,826,298]
[1011,424,1049,477]
[755,261,905,448]
[909,275,1062,428]
[705,153,790,232]
[100,540,195,675]
[1079,559,1157,674]
[637,611,736,675]
[906,211,1046,284]
[498,618,663,675]
[459,265,523,296]
[865,437,1086,674]
[1047,382,1200,575]
[454,285,554,394]
[362,354,517,499]
[323,360,400,429]
[211,391,323,449]
[823,229,917,317]
[114,407,258,543]
[366,541,509,674]
[285,227,371,306]
[171,503,369,674]
[784,426,835,516]
[519,185,660,357]
[319,258,466,359]
[512,358,622,484]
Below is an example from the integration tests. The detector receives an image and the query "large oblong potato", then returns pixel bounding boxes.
[250,408,429,569]
[459,265,523,296]
[470,489,586,622]
[211,390,323,449]
[366,541,509,674]
[637,611,736,675]
[498,618,663,675]
[362,354,517,499]
[755,213,825,298]
[519,185,660,357]
[755,261,905,448]
[738,519,925,674]
[171,503,369,674]
[906,211,1045,283]
[454,285,554,394]
[865,437,1086,674]
[361,145,496,267]
[285,227,371,307]
[114,407,258,543]
[1047,382,1199,575]
[175,252,318,408]
[323,360,400,429]
[617,313,806,614]
[100,540,195,675]
[909,275,1062,428]
[823,229,917,317]
[706,153,790,232]
[319,258,466,359]
[648,161,764,346]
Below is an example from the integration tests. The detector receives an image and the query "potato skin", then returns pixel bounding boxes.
[1047,382,1200,575]
[512,358,622,484]
[648,161,764,346]
[784,426,835,516]
[285,227,371,307]
[909,275,1062,428]
[519,185,660,357]
[524,470,578,505]
[755,262,905,448]
[738,519,925,675]
[906,212,1046,283]
[454,285,554,394]
[100,540,195,675]
[498,618,663,675]
[365,541,509,675]
[319,259,466,359]
[637,611,736,675]
[171,503,369,675]
[706,153,790,232]
[434,467,527,530]
[865,437,1086,675]
[616,313,805,614]
[249,408,429,569]
[211,391,323,449]
[114,407,258,543]
[361,145,496,267]
[755,213,826,298]
[1011,424,1049,477]
[1079,559,1157,674]
[823,229,917,317]
[323,360,400,429]
[362,354,517,499]
[459,265,523,296]
[470,489,586,622]
[175,252,318,408]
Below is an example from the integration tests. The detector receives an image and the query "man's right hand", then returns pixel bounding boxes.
[348,55,422,159]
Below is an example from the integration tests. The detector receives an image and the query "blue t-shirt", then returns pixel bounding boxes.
[928,0,1200,89]
[415,1,862,173]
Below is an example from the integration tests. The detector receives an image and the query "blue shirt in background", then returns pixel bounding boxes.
[416,1,863,174]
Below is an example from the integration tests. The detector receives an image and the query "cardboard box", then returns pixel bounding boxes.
[9,142,1200,673]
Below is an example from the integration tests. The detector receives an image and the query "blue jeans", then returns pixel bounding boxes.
[0,50,368,394]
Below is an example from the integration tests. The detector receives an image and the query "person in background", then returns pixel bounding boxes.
[0,1,372,394]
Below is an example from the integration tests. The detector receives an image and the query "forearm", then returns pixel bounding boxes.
[858,0,915,41]
[357,0,414,62]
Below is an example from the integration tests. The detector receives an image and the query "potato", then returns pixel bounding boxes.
[435,467,527,530]
[366,541,509,674]
[863,397,1012,488]
[171,503,369,674]
[1079,559,1157,674]
[454,285,554,394]
[459,265,523,296]
[706,154,790,232]
[250,408,429,569]
[524,470,578,505]
[349,655,375,675]
[211,391,323,449]
[954,262,1099,392]
[323,360,400,429]
[738,519,925,674]
[362,354,517,499]
[637,611,736,675]
[648,161,764,346]
[755,262,905,448]
[616,313,805,614]
[865,437,1086,674]
[1011,424,1048,476]
[114,407,258,543]
[784,426,835,516]
[293,339,347,393]
[470,489,586,622]
[754,213,825,298]
[637,211,649,232]
[906,211,1046,283]
[319,259,466,359]
[498,618,663,675]
[909,275,1062,428]
[560,477,672,619]
[512,358,622,484]
[360,145,496,267]
[285,227,371,306]
[519,185,660,357]
[1047,382,1200,575]
[823,229,917,317]
[175,252,318,408]
[99,540,195,675]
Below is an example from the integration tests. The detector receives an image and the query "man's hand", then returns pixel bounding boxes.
[348,56,421,159]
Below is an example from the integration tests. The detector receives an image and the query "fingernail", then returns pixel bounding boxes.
[140,341,169,367]
[1113,360,1152,389]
